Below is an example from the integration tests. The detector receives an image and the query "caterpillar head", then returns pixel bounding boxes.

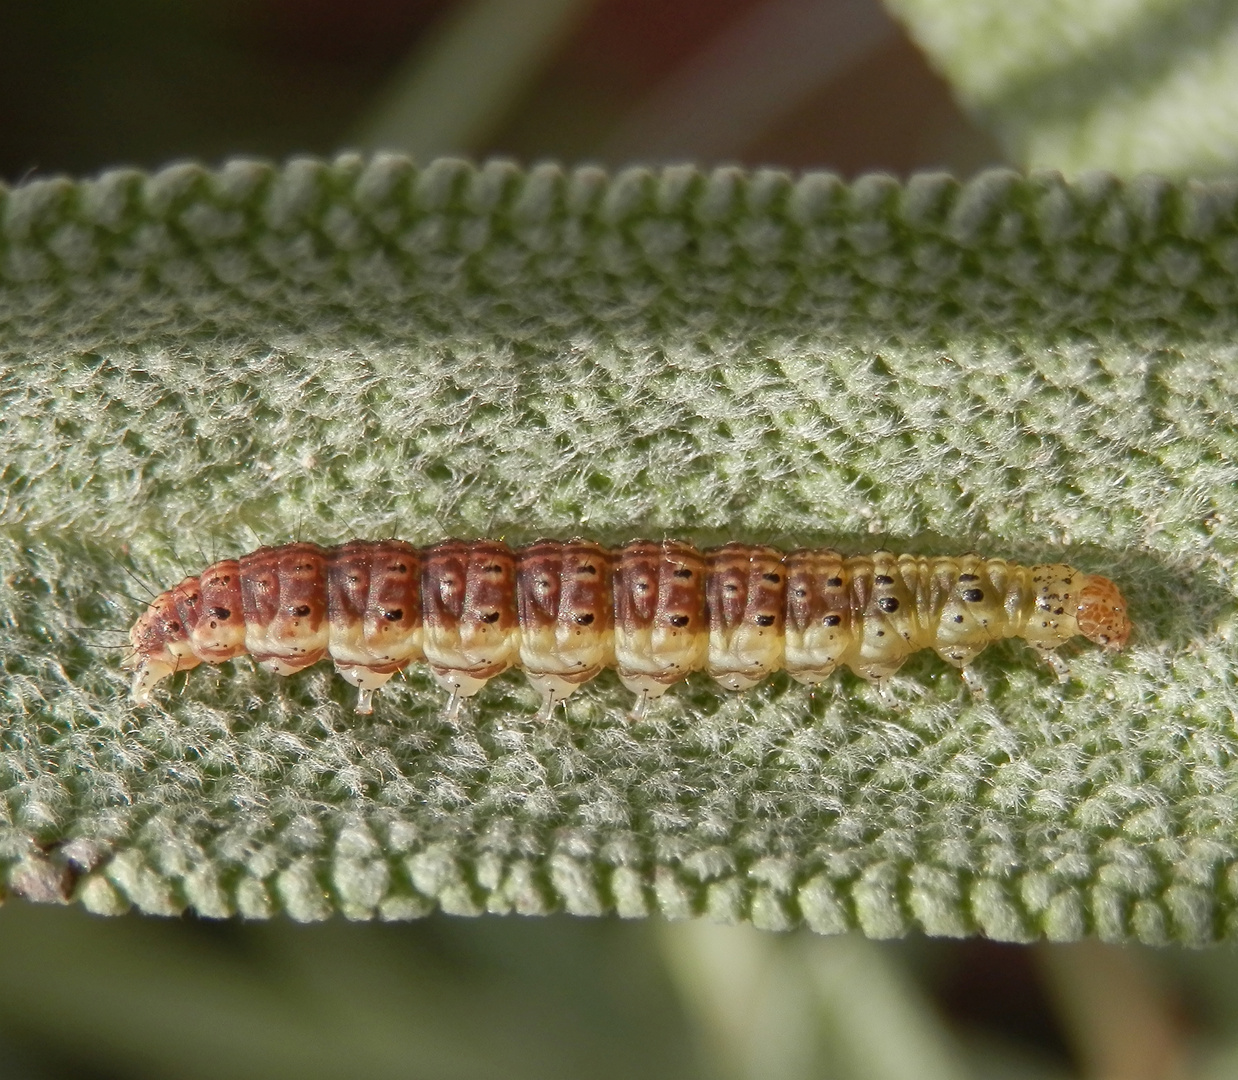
[1076,575,1131,651]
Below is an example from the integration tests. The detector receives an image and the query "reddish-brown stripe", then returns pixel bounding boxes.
[190,559,245,663]
[327,541,373,627]
[705,544,786,635]
[516,539,611,631]
[785,549,849,638]
[422,540,517,632]
[359,540,422,636]
[614,540,706,637]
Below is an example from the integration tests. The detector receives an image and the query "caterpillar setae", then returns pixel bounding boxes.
[123,539,1131,719]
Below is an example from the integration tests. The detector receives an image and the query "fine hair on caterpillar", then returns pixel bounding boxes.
[122,538,1132,720]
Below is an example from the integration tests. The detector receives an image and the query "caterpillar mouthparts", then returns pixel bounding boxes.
[123,539,1131,718]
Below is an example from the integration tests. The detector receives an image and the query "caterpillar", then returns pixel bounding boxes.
[122,539,1131,718]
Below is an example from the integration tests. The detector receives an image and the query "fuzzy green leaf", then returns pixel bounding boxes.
[2,156,1237,940]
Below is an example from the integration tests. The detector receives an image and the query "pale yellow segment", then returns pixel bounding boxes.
[244,617,328,675]
[327,619,371,670]
[614,625,708,701]
[421,621,520,671]
[928,557,1016,667]
[1012,563,1084,649]
[518,624,614,679]
[519,624,614,708]
[328,618,423,669]
[241,623,285,664]
[363,618,424,665]
[614,627,708,680]
[163,635,202,671]
[836,552,915,681]
[328,617,390,693]
[796,553,1049,682]
[784,647,845,683]
[784,623,848,684]
[421,621,520,695]
[709,624,784,690]
[188,619,246,663]
[330,619,424,695]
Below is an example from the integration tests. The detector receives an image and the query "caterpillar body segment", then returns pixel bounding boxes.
[124,539,1131,716]
[516,539,615,717]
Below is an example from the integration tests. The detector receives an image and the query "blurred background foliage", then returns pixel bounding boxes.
[2,0,1238,1077]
